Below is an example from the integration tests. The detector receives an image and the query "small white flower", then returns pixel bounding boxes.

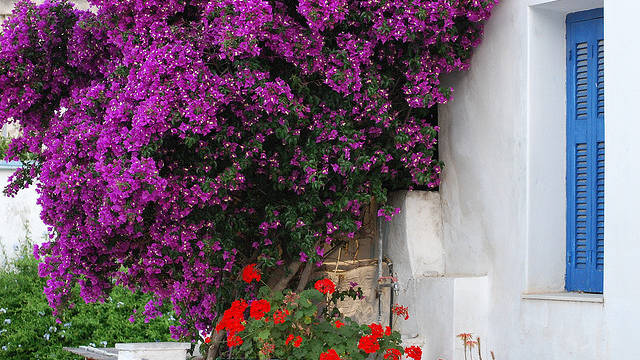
[116,302,124,308]
[48,326,57,333]
[3,319,10,325]
[38,311,45,316]
[1,346,6,351]
[0,308,6,314]
[63,322,71,328]
[101,341,107,347]
[43,333,50,341]
[89,342,96,347]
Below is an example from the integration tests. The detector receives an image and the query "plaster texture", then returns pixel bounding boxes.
[0,168,48,262]
[603,1,640,358]
[387,191,444,278]
[387,0,621,359]
[386,191,490,359]
[115,342,190,360]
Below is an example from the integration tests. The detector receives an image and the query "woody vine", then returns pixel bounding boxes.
[0,0,495,358]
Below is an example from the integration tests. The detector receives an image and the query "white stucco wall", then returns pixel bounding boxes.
[115,342,190,360]
[0,167,47,262]
[390,0,624,359]
[603,1,640,358]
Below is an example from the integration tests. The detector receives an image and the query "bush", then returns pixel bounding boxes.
[0,242,179,360]
[0,0,496,347]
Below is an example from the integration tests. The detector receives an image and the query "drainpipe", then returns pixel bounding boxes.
[377,218,399,327]
[387,259,394,329]
[377,216,383,324]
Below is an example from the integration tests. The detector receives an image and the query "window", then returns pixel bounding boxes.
[565,8,604,293]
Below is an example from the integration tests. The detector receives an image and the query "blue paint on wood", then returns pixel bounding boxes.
[566,9,604,293]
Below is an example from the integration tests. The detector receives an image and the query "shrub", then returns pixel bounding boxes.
[0,242,178,360]
[0,0,496,352]
[213,276,417,360]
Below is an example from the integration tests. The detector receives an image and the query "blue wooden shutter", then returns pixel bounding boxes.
[566,9,604,293]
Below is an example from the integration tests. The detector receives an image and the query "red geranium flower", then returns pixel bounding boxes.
[334,320,344,328]
[384,348,402,360]
[228,335,243,347]
[285,334,295,345]
[319,348,341,360]
[293,335,303,347]
[273,308,289,324]
[314,278,336,294]
[405,346,422,360]
[358,334,380,354]
[242,263,261,283]
[249,299,271,320]
[215,299,248,337]
[369,323,384,338]
[392,304,410,320]
[204,336,211,344]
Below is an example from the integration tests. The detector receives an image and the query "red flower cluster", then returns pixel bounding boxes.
[242,263,261,283]
[314,278,336,295]
[358,334,381,354]
[228,335,243,347]
[273,308,290,324]
[261,342,275,356]
[392,304,410,320]
[405,345,422,360]
[285,334,303,347]
[384,348,402,360]
[334,320,344,328]
[369,323,391,337]
[215,299,248,347]
[358,323,392,354]
[319,348,341,360]
[250,299,271,320]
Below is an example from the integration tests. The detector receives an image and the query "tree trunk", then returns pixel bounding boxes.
[296,261,314,292]
[205,331,226,360]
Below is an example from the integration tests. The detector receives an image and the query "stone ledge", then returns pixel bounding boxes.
[521,292,604,303]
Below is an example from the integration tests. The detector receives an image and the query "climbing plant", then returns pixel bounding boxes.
[0,0,496,351]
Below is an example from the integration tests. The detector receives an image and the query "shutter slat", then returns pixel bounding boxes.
[596,142,604,271]
[597,40,605,118]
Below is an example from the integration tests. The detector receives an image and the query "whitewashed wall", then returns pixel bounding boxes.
[0,166,47,262]
[438,0,609,358]
[602,1,640,358]
[385,0,640,359]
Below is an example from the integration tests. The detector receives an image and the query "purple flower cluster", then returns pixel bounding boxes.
[0,0,495,340]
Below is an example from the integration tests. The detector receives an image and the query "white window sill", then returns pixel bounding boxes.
[521,292,604,303]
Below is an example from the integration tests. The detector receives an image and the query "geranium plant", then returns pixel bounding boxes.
[0,0,496,357]
[214,276,420,360]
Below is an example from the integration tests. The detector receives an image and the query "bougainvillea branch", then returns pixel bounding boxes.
[0,0,495,343]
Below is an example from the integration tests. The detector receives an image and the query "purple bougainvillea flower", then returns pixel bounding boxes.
[0,0,496,341]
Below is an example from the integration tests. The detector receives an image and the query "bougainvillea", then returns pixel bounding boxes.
[0,0,495,347]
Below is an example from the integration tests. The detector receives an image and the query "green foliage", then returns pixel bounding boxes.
[0,137,9,160]
[226,285,400,360]
[0,242,179,360]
